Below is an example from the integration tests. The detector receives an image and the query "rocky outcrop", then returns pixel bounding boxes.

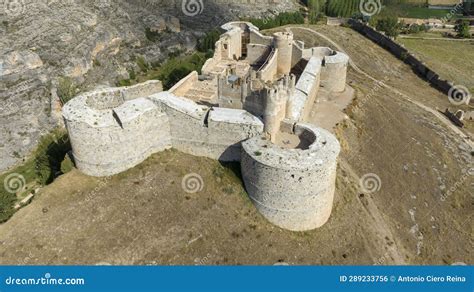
[0,0,298,172]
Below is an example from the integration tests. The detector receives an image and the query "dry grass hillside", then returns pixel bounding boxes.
[0,25,472,266]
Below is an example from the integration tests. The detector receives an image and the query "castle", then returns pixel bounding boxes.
[63,22,349,231]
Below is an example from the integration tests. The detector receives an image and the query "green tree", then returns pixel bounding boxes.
[455,20,470,38]
[376,16,401,38]
[307,0,325,24]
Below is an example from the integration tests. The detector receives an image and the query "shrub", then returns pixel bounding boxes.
[118,79,132,87]
[136,56,149,72]
[158,53,206,89]
[34,131,71,186]
[376,15,402,38]
[0,189,16,223]
[57,77,77,105]
[306,0,326,24]
[455,20,470,38]
[60,155,74,174]
[145,27,162,42]
[197,29,221,53]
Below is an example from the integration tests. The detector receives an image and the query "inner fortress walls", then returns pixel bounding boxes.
[222,28,243,60]
[246,44,271,64]
[257,48,278,82]
[150,92,264,162]
[241,123,341,231]
[287,56,322,122]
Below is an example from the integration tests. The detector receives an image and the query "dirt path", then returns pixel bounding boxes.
[339,160,407,265]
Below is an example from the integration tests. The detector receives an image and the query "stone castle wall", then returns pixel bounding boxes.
[63,21,347,231]
[349,19,460,101]
[241,123,340,231]
[258,48,279,82]
[64,84,264,177]
[63,81,171,177]
[287,56,322,122]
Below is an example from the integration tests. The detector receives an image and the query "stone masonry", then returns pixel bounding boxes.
[63,22,348,231]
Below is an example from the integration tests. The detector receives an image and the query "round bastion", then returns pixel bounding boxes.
[62,81,169,177]
[312,47,349,93]
[241,123,341,231]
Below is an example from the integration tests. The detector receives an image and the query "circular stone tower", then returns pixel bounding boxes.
[273,32,294,76]
[241,123,341,231]
[320,49,349,93]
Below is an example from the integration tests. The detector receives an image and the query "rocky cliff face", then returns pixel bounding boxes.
[0,0,298,172]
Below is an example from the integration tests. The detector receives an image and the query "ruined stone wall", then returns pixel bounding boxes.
[223,28,243,60]
[291,41,304,68]
[208,108,264,161]
[169,71,199,97]
[151,92,264,161]
[349,19,456,99]
[249,29,273,46]
[241,123,341,231]
[247,44,271,64]
[243,89,266,118]
[258,48,278,82]
[151,92,210,158]
[218,76,246,109]
[121,80,164,101]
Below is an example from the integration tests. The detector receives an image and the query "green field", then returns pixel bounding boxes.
[386,4,456,19]
[326,0,360,17]
[324,0,461,19]
[398,38,474,92]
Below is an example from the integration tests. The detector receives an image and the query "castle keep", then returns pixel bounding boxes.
[63,22,348,231]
